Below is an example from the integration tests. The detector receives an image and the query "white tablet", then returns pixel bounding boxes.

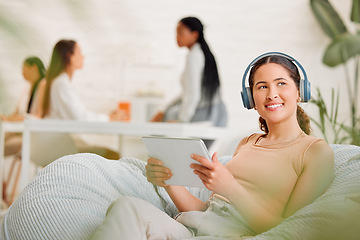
[142,136,212,188]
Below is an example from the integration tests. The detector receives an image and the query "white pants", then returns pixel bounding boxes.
[91,196,193,240]
[91,196,255,240]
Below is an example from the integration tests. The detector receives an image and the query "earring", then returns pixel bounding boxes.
[297,97,301,102]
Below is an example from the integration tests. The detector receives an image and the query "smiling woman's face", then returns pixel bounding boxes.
[252,63,299,126]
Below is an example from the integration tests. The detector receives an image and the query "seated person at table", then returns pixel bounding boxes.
[151,17,227,127]
[2,56,46,121]
[42,39,125,121]
[42,39,125,159]
[92,53,334,239]
[1,56,46,156]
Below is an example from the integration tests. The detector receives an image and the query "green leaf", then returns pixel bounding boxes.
[310,0,348,39]
[351,0,360,23]
[323,33,360,66]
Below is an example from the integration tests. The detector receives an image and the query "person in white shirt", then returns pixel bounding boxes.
[1,57,46,156]
[42,39,125,160]
[1,57,47,205]
[42,39,124,121]
[152,17,227,128]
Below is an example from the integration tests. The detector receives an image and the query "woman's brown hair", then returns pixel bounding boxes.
[42,39,76,117]
[248,55,311,135]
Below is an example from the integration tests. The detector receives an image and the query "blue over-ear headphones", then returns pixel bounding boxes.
[241,52,311,109]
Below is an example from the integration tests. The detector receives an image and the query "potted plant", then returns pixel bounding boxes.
[310,0,360,145]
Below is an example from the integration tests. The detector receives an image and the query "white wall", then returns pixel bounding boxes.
[0,0,353,142]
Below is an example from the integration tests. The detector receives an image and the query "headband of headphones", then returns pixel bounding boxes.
[241,52,311,109]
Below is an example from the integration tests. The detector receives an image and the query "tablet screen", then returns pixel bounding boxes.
[142,136,211,188]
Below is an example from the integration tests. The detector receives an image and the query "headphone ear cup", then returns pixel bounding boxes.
[241,87,254,109]
[304,80,311,102]
[246,87,254,109]
[241,90,249,109]
[299,79,311,102]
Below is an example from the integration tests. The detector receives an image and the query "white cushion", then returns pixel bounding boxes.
[1,145,359,240]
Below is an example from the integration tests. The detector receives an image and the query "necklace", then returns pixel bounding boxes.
[256,131,304,146]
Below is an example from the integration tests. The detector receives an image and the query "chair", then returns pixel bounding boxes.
[2,133,78,206]
[30,132,78,167]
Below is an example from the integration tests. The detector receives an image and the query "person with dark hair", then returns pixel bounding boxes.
[92,53,334,239]
[1,57,46,157]
[248,55,311,135]
[1,57,47,204]
[42,39,124,121]
[152,17,227,128]
[22,57,46,117]
[1,56,46,121]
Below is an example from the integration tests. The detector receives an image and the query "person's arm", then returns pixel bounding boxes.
[0,114,24,121]
[170,137,249,212]
[282,140,334,218]
[165,185,207,212]
[146,157,207,212]
[190,139,334,234]
[145,136,250,212]
[191,153,285,233]
[150,111,164,122]
[108,109,127,121]
[177,47,204,122]
[5,83,30,118]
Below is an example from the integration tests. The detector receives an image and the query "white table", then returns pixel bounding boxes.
[20,119,228,191]
[0,121,25,201]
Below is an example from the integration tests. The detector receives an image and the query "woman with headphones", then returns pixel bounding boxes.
[92,53,334,239]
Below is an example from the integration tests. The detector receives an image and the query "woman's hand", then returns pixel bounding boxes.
[145,157,172,187]
[1,114,25,122]
[151,112,164,122]
[190,152,237,197]
[109,109,127,121]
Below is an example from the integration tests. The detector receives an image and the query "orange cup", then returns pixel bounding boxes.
[118,101,131,121]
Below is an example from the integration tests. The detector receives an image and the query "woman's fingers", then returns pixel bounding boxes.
[212,152,219,163]
[147,177,170,187]
[147,170,171,178]
[190,163,211,176]
[191,154,213,169]
[147,173,171,187]
[147,175,171,182]
[147,157,164,166]
[146,157,172,187]
[193,169,208,181]
[145,164,171,173]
